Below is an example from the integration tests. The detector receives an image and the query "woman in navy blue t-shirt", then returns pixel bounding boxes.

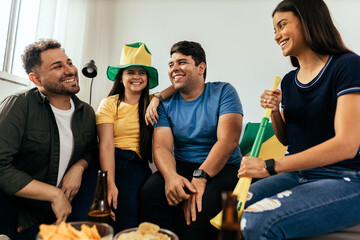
[238,0,360,239]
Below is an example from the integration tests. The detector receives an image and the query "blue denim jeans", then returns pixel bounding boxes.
[113,148,151,233]
[241,166,360,240]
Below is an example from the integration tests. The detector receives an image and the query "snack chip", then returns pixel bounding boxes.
[39,222,101,240]
[117,222,171,240]
[138,222,160,235]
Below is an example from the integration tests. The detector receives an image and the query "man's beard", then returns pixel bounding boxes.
[42,77,80,96]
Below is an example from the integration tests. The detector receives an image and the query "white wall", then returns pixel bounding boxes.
[2,0,360,124]
[78,0,360,123]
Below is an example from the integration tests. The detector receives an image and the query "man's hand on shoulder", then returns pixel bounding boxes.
[183,177,207,225]
[164,174,196,206]
[145,95,160,126]
[60,159,87,202]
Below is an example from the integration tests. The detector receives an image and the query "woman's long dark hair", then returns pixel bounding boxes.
[108,68,153,163]
[272,0,352,67]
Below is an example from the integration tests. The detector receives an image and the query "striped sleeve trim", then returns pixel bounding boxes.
[337,87,360,97]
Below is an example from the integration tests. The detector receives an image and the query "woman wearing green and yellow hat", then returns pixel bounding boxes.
[96,42,175,232]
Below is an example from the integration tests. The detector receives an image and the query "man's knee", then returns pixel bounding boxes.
[139,172,168,223]
[141,172,163,194]
[140,172,166,211]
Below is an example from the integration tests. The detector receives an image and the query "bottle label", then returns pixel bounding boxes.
[237,201,242,211]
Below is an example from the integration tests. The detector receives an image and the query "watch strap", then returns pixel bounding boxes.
[193,169,211,180]
[264,158,277,176]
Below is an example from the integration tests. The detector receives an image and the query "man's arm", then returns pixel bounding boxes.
[184,112,243,224]
[153,126,196,206]
[59,159,88,201]
[146,85,177,126]
[0,95,33,194]
[0,94,79,224]
[198,112,243,177]
[15,180,72,224]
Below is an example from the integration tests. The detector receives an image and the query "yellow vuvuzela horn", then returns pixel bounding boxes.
[210,76,282,230]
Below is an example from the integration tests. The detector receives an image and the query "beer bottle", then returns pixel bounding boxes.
[88,170,112,225]
[220,191,241,240]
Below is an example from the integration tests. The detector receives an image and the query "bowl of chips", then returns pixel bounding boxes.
[37,221,114,240]
[114,222,178,240]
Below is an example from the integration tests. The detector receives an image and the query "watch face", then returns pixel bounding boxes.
[264,159,277,176]
[193,169,202,177]
[193,169,210,180]
[265,159,275,168]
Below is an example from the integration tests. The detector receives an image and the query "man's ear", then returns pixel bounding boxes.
[198,62,206,75]
[29,72,42,87]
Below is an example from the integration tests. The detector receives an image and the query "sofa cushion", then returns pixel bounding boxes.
[294,223,360,240]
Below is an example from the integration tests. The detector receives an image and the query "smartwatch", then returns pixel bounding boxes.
[193,169,211,180]
[264,158,277,176]
[154,92,163,102]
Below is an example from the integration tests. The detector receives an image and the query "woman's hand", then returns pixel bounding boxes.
[237,156,270,179]
[107,183,118,221]
[260,89,282,113]
[145,97,160,126]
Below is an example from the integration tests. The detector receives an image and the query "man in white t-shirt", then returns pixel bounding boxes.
[0,39,98,239]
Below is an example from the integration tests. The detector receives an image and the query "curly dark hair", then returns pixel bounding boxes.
[21,39,63,74]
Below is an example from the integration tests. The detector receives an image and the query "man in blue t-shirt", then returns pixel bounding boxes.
[140,41,243,240]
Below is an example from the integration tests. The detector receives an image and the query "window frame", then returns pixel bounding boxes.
[1,0,29,86]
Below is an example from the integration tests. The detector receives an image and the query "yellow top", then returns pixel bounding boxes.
[96,95,140,157]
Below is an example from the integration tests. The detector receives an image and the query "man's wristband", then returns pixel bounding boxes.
[154,92,163,102]
[193,169,211,180]
[264,158,277,176]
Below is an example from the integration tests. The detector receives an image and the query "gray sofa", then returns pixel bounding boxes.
[294,223,360,240]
